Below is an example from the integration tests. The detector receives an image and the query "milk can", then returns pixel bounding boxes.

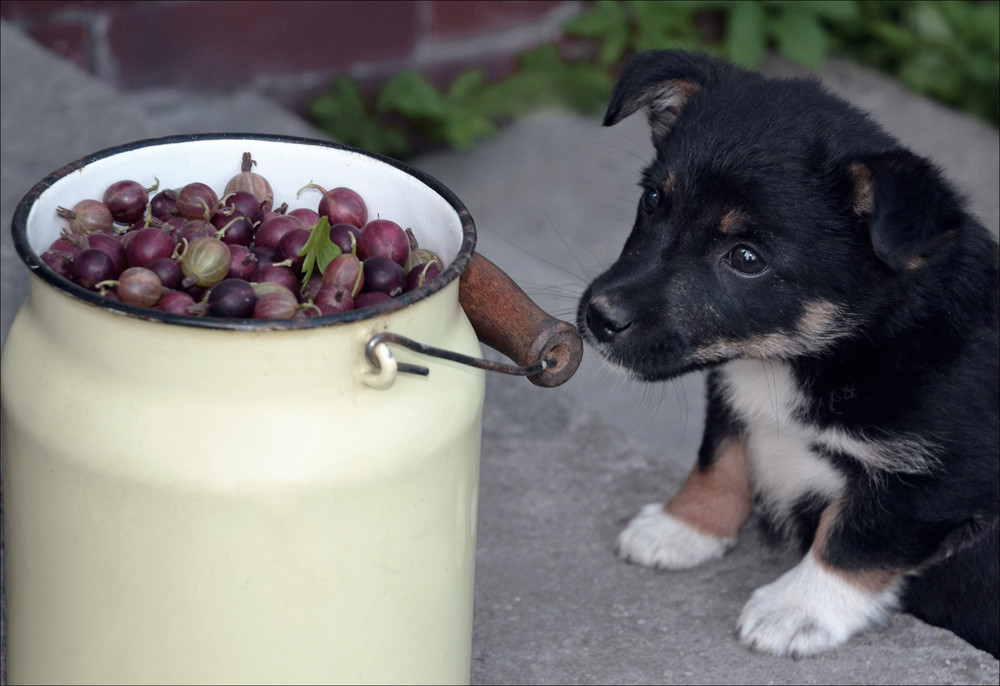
[0,135,581,684]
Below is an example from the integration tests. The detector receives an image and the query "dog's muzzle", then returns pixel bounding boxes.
[583,295,633,343]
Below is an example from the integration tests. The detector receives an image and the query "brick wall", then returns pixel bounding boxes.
[0,0,585,112]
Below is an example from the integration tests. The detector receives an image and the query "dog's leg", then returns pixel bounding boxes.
[616,438,753,570]
[617,375,753,569]
[737,502,903,657]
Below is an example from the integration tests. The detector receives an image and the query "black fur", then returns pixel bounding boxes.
[579,50,999,657]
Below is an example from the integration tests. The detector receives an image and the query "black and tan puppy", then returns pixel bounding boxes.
[578,50,999,658]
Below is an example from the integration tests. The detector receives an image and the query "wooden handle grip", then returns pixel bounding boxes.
[459,252,583,387]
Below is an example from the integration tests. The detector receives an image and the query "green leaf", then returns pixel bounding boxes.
[598,29,631,65]
[959,2,1000,51]
[909,2,955,44]
[898,49,962,101]
[351,122,411,158]
[447,69,488,102]
[771,8,828,68]
[566,0,630,64]
[629,0,706,51]
[307,77,366,132]
[307,76,412,157]
[556,64,614,112]
[442,111,498,150]
[375,71,451,120]
[725,1,768,67]
[864,20,921,52]
[510,45,613,114]
[298,216,342,289]
[792,0,859,23]
[565,0,616,36]
[518,42,563,72]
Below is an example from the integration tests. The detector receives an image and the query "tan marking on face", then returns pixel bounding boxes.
[797,300,849,343]
[688,334,789,366]
[812,502,902,592]
[850,163,875,216]
[719,209,745,235]
[664,438,753,539]
[902,228,959,271]
[686,301,854,365]
[661,172,676,196]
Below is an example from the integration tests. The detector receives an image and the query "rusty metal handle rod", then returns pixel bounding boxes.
[366,331,552,378]
[458,253,583,388]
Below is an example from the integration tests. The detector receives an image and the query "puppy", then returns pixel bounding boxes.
[578,50,999,658]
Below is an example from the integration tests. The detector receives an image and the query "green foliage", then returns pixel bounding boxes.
[297,216,341,289]
[830,1,1000,125]
[308,76,410,157]
[307,1,998,158]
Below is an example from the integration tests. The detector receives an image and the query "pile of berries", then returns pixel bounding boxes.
[40,153,444,319]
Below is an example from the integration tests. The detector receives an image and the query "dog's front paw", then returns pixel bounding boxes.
[616,503,735,570]
[737,553,899,658]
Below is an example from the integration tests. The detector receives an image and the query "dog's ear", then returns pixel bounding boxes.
[603,50,730,144]
[848,150,966,271]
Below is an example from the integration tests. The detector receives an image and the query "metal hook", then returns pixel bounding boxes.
[365,331,552,378]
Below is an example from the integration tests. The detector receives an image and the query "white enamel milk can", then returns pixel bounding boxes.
[0,135,581,684]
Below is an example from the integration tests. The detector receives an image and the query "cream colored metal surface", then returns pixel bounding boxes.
[1,138,486,684]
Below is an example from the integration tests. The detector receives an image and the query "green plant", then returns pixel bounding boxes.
[830,1,1000,125]
[309,45,613,158]
[565,0,861,69]
[307,1,999,158]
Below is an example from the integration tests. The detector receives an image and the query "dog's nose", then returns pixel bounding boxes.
[585,298,632,342]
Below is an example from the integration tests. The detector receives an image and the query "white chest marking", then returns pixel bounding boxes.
[719,360,846,521]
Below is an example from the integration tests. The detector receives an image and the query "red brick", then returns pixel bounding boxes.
[0,1,138,21]
[428,0,572,38]
[1,1,79,21]
[104,0,420,91]
[418,52,521,90]
[23,17,91,70]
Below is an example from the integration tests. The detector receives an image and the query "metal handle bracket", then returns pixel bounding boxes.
[366,332,552,379]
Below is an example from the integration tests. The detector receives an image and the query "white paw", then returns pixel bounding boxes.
[737,552,899,657]
[616,503,734,570]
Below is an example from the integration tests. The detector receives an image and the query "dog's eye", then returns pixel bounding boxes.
[640,187,662,213]
[728,245,768,275]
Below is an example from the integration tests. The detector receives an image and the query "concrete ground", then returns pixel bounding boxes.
[2,19,998,684]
